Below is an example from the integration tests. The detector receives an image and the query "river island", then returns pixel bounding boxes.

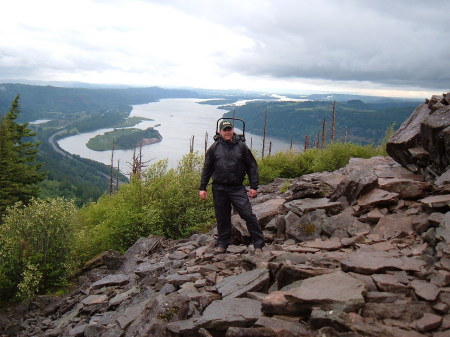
[86,127,162,151]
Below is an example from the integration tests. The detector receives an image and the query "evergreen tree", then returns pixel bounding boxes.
[0,95,46,218]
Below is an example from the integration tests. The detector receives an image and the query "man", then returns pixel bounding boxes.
[199,120,265,254]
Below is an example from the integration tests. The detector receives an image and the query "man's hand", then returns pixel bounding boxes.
[199,190,208,200]
[248,189,258,198]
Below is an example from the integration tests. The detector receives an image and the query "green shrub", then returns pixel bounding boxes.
[257,142,386,183]
[0,198,78,300]
[76,153,215,256]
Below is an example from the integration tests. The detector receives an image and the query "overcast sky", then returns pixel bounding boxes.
[1,0,449,98]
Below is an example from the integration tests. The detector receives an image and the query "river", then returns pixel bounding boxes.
[58,98,295,170]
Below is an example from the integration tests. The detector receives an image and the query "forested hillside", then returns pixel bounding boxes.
[0,83,199,121]
[0,84,203,204]
[223,99,418,144]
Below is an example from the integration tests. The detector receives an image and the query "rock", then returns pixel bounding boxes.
[164,273,202,286]
[386,103,432,169]
[261,291,311,316]
[341,250,427,274]
[284,209,328,242]
[413,313,443,332]
[371,274,409,294]
[196,298,262,331]
[357,188,399,210]
[216,268,270,299]
[371,213,414,239]
[285,271,366,312]
[387,93,450,178]
[419,195,450,208]
[284,198,343,216]
[421,106,450,170]
[253,316,309,336]
[123,236,162,258]
[411,279,441,301]
[90,273,131,289]
[377,178,431,199]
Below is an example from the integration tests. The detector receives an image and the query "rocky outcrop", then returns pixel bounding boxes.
[1,155,449,337]
[386,92,450,184]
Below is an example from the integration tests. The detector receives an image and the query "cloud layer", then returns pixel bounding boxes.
[1,0,449,96]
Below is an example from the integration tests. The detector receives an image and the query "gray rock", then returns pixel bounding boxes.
[357,188,399,210]
[285,271,366,312]
[197,298,262,331]
[410,279,440,301]
[164,273,202,286]
[254,316,309,335]
[91,274,131,290]
[285,209,328,242]
[217,268,270,299]
[123,236,162,259]
[341,250,427,274]
[285,198,342,216]
[386,103,432,168]
[330,163,379,204]
[378,178,431,199]
[371,213,414,239]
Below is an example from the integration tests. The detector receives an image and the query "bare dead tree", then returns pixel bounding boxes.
[262,106,268,159]
[250,137,253,150]
[331,101,336,143]
[204,131,208,154]
[189,135,194,153]
[344,127,349,143]
[290,138,293,151]
[109,139,115,195]
[268,141,272,157]
[130,142,146,180]
[321,118,326,149]
[304,135,310,151]
[116,159,120,192]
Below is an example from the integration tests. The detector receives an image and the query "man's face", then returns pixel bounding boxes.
[220,127,233,141]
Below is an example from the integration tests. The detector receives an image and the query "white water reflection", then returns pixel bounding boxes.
[58,98,295,171]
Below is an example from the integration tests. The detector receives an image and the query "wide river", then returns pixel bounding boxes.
[58,98,295,170]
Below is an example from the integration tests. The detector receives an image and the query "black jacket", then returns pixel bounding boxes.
[199,134,259,191]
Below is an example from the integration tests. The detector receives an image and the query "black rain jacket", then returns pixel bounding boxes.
[199,134,259,191]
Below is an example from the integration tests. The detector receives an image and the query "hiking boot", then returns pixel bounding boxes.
[214,246,227,254]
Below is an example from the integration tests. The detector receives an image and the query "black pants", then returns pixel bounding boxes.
[212,186,265,249]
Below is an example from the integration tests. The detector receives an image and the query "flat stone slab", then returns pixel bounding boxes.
[164,273,202,286]
[371,213,414,239]
[378,178,431,199]
[340,250,427,274]
[371,274,409,294]
[300,238,343,251]
[196,298,262,331]
[410,280,440,301]
[285,271,366,311]
[91,273,131,289]
[252,198,286,226]
[81,295,108,305]
[216,268,270,299]
[357,188,399,208]
[419,194,450,208]
[284,198,342,216]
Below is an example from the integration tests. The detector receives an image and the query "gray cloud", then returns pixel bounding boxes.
[155,0,450,91]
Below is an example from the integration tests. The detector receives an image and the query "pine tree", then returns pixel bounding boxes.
[0,95,46,218]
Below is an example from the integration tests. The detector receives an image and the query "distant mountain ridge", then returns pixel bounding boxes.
[0,83,200,121]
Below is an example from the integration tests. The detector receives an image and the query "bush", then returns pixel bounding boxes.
[257,142,386,184]
[76,153,215,256]
[0,198,78,300]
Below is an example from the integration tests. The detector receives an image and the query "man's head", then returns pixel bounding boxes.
[219,120,234,141]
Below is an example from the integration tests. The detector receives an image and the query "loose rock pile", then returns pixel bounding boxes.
[386,91,450,183]
[1,94,449,337]
[1,156,448,337]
